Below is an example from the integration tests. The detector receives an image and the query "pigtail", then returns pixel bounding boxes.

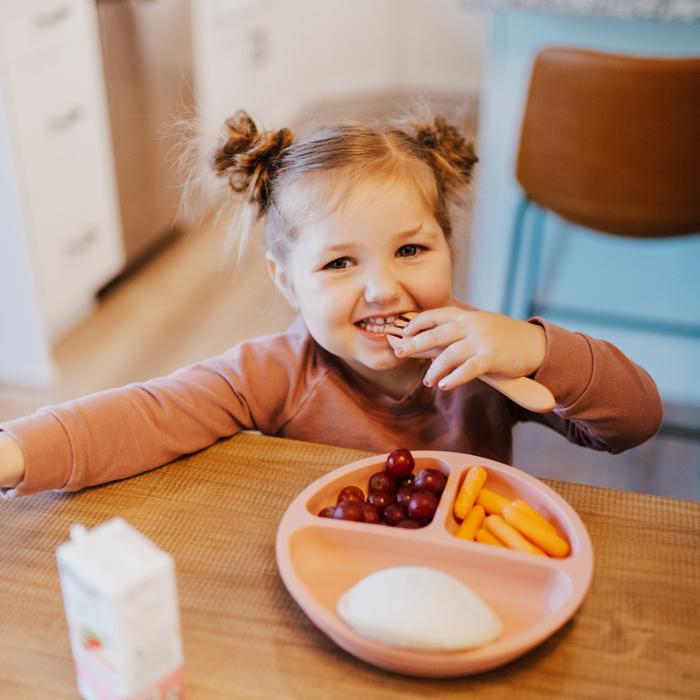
[408,115,478,195]
[212,110,293,215]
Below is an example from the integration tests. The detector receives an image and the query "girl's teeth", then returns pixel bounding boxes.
[359,315,399,333]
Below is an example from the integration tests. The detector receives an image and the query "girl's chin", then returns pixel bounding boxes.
[354,352,419,375]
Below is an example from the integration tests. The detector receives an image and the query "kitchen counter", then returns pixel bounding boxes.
[461,0,700,21]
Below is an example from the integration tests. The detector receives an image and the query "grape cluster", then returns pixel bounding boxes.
[318,449,447,528]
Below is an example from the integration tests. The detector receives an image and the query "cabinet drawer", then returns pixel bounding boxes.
[33,213,123,340]
[0,0,82,70]
[17,110,123,337]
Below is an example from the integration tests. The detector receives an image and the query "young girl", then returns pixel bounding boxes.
[0,110,662,498]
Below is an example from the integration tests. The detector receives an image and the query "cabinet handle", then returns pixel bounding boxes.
[33,5,71,27]
[47,106,83,132]
[65,227,98,257]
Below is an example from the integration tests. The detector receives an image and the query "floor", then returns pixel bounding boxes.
[1,219,698,502]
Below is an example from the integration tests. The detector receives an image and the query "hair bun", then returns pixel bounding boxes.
[212,110,293,213]
[413,115,478,192]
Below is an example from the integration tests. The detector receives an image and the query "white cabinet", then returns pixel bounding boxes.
[0,0,124,385]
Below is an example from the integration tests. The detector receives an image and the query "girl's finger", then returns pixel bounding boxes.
[429,354,493,391]
[402,307,465,336]
[398,320,465,358]
[422,339,476,386]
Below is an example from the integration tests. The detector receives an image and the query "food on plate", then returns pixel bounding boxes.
[503,502,570,558]
[475,528,504,547]
[361,503,382,524]
[336,566,502,651]
[382,503,408,526]
[337,485,365,505]
[452,465,570,557]
[453,466,487,519]
[456,504,485,541]
[367,490,393,510]
[407,491,439,523]
[333,501,365,522]
[485,515,546,556]
[413,468,447,496]
[476,487,511,515]
[317,449,447,529]
[511,499,558,534]
[368,471,397,494]
[385,448,415,478]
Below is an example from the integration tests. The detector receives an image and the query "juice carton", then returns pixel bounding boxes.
[56,518,184,699]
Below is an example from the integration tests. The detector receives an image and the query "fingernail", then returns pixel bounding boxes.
[423,377,431,387]
[438,379,448,390]
[394,346,404,357]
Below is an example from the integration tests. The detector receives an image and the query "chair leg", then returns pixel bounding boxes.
[503,197,530,317]
[524,206,546,319]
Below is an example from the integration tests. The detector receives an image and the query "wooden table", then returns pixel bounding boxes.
[1,433,698,699]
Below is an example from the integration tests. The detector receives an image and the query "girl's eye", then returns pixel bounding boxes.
[396,244,425,258]
[323,256,352,270]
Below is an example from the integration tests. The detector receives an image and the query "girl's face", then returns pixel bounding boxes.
[268,177,454,394]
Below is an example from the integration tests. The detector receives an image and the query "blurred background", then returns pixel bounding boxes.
[0,0,698,499]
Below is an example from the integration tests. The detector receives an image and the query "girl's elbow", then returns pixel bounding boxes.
[610,395,664,454]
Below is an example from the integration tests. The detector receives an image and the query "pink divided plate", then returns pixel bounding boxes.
[275,451,593,677]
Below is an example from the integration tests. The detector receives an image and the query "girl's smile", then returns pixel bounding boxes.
[267,176,454,396]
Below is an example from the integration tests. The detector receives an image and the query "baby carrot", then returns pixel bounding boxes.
[476,487,511,515]
[485,515,546,556]
[456,504,485,541]
[453,466,487,520]
[503,503,570,558]
[475,527,504,547]
[511,499,558,534]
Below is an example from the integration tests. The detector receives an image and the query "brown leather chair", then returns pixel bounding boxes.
[503,47,700,340]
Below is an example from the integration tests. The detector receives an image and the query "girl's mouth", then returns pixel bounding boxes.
[355,315,399,335]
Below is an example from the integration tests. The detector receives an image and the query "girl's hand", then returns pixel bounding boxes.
[393,306,547,391]
[0,433,25,489]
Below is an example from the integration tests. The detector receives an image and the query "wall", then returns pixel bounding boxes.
[193,0,487,133]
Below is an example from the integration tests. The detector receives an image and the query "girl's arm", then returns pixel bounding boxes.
[0,329,311,498]
[395,304,662,453]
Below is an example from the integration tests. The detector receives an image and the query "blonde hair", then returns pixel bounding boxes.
[210,110,477,262]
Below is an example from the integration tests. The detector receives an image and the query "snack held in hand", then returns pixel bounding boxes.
[453,465,570,557]
[318,449,446,529]
[337,566,502,651]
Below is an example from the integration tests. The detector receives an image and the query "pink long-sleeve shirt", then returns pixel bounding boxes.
[0,318,662,498]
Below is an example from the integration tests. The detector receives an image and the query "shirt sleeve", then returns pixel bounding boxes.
[0,331,312,497]
[522,318,663,453]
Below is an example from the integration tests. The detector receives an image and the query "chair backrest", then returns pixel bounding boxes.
[516,47,700,238]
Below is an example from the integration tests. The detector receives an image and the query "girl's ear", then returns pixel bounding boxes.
[265,253,298,309]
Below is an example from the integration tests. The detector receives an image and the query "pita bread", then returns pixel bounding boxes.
[337,566,502,651]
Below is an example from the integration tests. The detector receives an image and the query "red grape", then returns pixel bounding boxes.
[362,503,382,524]
[395,486,414,507]
[385,448,415,478]
[368,471,397,494]
[414,468,447,496]
[382,503,407,526]
[407,491,438,523]
[398,473,415,489]
[336,485,365,505]
[318,506,335,518]
[367,490,393,510]
[397,519,421,529]
[333,501,364,521]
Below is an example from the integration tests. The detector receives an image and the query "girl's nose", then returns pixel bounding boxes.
[363,268,400,305]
